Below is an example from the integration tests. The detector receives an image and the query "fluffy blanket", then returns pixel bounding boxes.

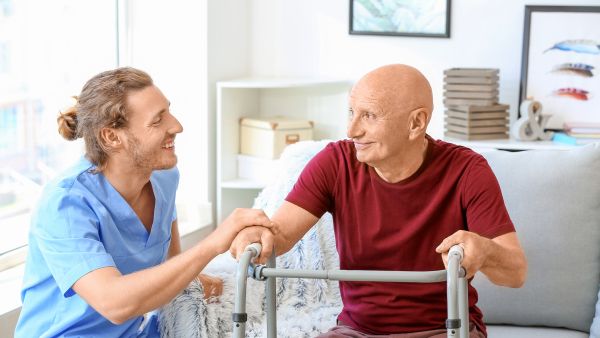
[159,140,342,337]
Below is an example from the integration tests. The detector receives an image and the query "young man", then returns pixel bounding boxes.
[230,64,527,337]
[16,67,272,337]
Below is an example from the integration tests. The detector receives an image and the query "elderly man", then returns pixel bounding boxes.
[231,64,527,337]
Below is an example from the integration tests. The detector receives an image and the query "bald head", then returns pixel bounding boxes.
[347,64,433,176]
[351,64,433,118]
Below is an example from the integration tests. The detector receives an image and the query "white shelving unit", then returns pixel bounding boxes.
[444,137,575,152]
[216,78,352,222]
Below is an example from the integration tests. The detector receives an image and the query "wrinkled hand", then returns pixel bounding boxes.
[435,230,491,279]
[229,226,275,265]
[205,208,273,254]
[196,273,223,302]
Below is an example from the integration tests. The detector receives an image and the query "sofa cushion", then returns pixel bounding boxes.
[592,286,600,337]
[473,143,600,332]
[487,325,588,338]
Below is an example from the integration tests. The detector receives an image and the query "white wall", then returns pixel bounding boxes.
[247,0,600,138]
[123,0,212,228]
[207,0,251,222]
[124,0,252,225]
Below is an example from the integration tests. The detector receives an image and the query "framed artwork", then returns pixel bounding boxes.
[519,6,600,130]
[349,0,451,38]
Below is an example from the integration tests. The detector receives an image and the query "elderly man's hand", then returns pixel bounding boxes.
[435,230,492,279]
[196,273,223,302]
[204,208,273,255]
[229,226,275,265]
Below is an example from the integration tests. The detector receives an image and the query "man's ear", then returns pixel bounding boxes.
[408,108,429,140]
[99,127,122,151]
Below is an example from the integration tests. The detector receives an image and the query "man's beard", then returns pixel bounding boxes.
[126,132,176,171]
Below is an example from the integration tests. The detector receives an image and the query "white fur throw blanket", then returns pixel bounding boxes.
[159,140,342,337]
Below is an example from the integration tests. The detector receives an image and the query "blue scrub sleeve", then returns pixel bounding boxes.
[33,190,116,297]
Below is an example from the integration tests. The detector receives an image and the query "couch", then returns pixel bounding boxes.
[159,140,600,338]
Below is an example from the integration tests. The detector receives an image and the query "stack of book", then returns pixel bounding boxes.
[552,122,600,145]
[443,68,510,140]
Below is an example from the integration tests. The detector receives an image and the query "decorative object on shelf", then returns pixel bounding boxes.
[564,121,600,136]
[239,116,314,159]
[512,100,553,141]
[519,5,600,130]
[553,121,600,145]
[349,0,451,38]
[443,68,509,140]
[552,132,598,146]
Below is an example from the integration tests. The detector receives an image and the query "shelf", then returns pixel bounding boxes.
[220,178,266,190]
[216,78,352,222]
[217,78,352,89]
[444,137,575,151]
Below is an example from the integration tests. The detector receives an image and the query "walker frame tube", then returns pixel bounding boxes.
[232,243,262,338]
[233,244,468,338]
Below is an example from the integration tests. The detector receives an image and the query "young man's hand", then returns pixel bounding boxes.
[205,208,273,255]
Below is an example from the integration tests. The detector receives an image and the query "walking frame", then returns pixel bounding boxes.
[233,243,469,338]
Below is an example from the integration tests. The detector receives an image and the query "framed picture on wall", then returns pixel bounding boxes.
[520,5,600,130]
[349,0,451,38]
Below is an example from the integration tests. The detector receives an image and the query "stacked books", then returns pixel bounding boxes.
[552,122,600,145]
[443,68,510,140]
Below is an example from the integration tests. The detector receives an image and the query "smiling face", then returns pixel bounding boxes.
[119,85,183,171]
[348,83,410,166]
[347,64,433,169]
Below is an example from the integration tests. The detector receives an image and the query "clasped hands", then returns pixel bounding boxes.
[229,222,276,265]
[197,208,276,300]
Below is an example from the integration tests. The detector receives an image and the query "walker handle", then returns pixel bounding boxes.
[246,243,262,258]
[449,245,466,278]
[449,245,464,262]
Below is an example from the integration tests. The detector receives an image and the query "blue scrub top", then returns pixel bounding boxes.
[15,158,178,338]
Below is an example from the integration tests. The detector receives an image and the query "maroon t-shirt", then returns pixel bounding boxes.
[285,136,515,336]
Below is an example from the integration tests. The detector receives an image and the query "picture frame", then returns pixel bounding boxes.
[349,0,451,38]
[519,5,600,130]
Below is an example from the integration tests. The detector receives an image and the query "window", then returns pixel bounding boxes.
[0,0,118,271]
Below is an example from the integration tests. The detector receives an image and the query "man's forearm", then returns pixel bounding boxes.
[270,201,320,257]
[480,235,527,288]
[230,202,318,263]
[272,230,300,257]
[93,239,219,324]
[127,241,217,310]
